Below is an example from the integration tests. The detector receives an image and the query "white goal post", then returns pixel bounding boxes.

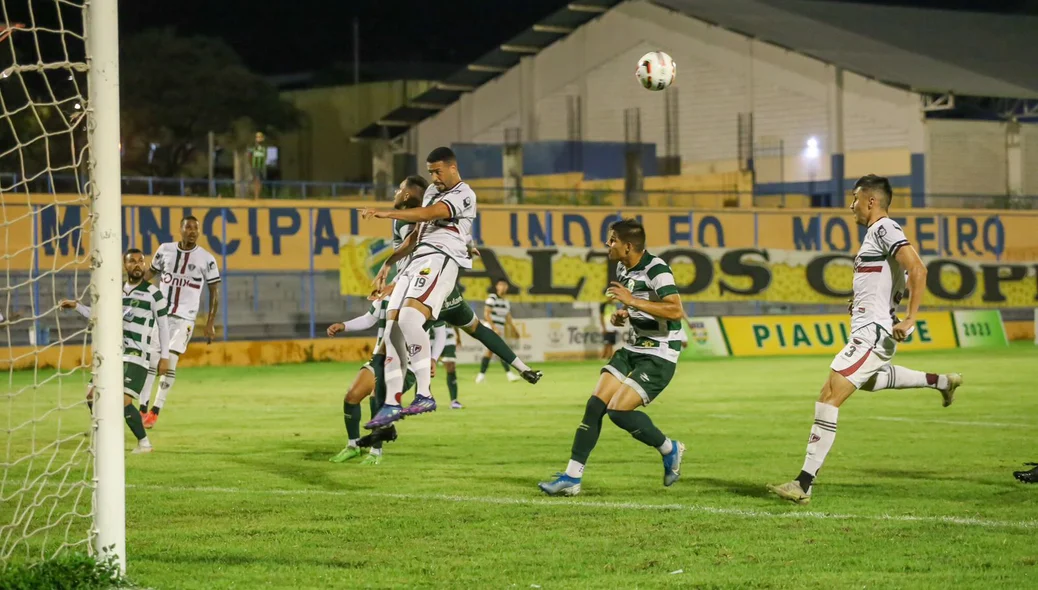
[0,0,125,573]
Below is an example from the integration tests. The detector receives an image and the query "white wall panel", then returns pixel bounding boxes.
[926,120,1006,195]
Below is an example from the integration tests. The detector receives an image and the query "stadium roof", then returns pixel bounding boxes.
[655,0,1038,99]
[353,0,623,141]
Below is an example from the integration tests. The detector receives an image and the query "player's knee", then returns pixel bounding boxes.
[445,362,456,372]
[606,409,632,427]
[123,394,134,407]
[399,306,426,325]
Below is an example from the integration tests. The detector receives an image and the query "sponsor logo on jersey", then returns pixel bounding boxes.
[161,274,199,288]
[419,267,431,276]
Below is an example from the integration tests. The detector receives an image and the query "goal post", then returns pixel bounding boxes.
[87,0,125,572]
[0,0,125,574]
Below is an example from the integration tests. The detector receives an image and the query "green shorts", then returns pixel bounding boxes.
[362,361,417,394]
[437,285,476,328]
[601,348,676,405]
[440,344,457,362]
[123,362,148,399]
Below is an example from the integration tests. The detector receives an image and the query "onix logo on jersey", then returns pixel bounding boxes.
[161,274,198,288]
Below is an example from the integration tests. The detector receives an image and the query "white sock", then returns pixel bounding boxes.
[370,448,383,457]
[657,438,674,456]
[801,402,839,478]
[139,436,151,447]
[865,366,943,391]
[140,364,158,408]
[399,307,433,399]
[565,460,584,478]
[153,355,179,410]
[382,320,406,406]
[348,438,358,448]
[510,358,531,373]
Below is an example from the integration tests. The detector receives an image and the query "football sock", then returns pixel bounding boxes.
[447,370,458,401]
[368,397,383,450]
[152,354,179,415]
[657,438,674,456]
[607,410,667,449]
[865,365,945,391]
[344,401,361,441]
[479,356,490,375]
[570,397,607,469]
[139,363,158,409]
[398,307,432,398]
[124,401,147,442]
[799,402,839,490]
[371,354,386,408]
[382,321,406,406]
[472,322,516,364]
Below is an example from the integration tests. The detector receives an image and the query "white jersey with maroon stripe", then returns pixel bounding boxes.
[150,242,221,321]
[850,217,909,335]
[412,181,477,269]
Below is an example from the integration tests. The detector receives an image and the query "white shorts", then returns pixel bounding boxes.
[150,315,195,356]
[830,326,897,388]
[389,252,459,319]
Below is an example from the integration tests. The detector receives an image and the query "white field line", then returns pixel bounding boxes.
[128,484,1038,531]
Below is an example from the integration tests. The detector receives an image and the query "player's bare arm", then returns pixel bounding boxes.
[611,309,629,327]
[373,231,419,292]
[606,282,683,320]
[205,284,219,344]
[360,201,451,224]
[892,244,927,342]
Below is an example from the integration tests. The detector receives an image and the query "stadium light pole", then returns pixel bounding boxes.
[87,0,126,573]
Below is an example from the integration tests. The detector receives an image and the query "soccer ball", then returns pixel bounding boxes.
[635,51,676,91]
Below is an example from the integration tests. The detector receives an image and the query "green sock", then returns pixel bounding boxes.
[607,410,667,449]
[371,354,386,408]
[368,396,383,450]
[479,356,491,374]
[570,397,607,464]
[344,401,361,441]
[472,323,516,364]
[447,370,458,401]
[123,402,147,441]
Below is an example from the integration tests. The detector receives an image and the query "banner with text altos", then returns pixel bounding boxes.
[340,240,1038,309]
[719,312,958,357]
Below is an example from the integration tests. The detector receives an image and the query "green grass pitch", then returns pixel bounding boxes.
[4,344,1037,588]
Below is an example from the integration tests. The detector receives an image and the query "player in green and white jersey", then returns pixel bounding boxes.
[61,248,171,454]
[539,219,685,496]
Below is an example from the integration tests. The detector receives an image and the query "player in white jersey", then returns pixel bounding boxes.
[60,248,170,453]
[360,146,478,428]
[139,216,221,428]
[476,278,521,383]
[539,219,686,496]
[768,175,963,505]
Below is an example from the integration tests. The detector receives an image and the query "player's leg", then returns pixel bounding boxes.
[603,353,683,487]
[138,345,160,415]
[330,367,374,463]
[458,317,541,384]
[768,335,887,504]
[124,362,152,453]
[445,360,461,408]
[1014,462,1038,483]
[146,352,180,427]
[538,350,632,496]
[861,365,963,407]
[366,279,412,428]
[476,348,492,383]
[363,369,415,465]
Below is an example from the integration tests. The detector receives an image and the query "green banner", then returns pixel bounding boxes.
[952,310,1008,347]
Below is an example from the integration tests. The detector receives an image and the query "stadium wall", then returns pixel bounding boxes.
[413,0,923,200]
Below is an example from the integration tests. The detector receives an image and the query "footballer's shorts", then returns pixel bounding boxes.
[362,361,417,394]
[439,345,457,363]
[389,252,459,319]
[149,315,194,356]
[829,325,897,389]
[601,348,676,406]
[123,361,149,399]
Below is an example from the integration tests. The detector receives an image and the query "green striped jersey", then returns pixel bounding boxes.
[616,252,682,363]
[367,298,390,352]
[122,281,168,367]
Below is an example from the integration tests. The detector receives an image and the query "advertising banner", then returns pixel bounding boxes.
[952,310,1008,347]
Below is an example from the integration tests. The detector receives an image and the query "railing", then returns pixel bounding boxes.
[4,172,1038,209]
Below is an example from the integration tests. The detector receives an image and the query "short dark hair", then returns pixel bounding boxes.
[124,248,143,259]
[181,215,199,227]
[609,218,646,252]
[404,175,429,193]
[495,277,509,285]
[426,147,456,164]
[854,174,893,209]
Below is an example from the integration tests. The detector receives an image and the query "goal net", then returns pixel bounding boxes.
[1,0,125,572]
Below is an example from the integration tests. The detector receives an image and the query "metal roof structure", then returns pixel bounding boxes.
[655,0,1038,99]
[353,0,622,141]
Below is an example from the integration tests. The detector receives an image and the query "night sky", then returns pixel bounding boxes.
[118,0,1038,77]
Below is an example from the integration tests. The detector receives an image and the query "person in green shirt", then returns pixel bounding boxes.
[248,132,268,199]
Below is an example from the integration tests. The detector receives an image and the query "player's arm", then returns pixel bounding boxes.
[606,278,684,321]
[59,299,91,319]
[204,259,221,344]
[430,324,447,363]
[152,290,171,374]
[454,326,463,345]
[361,201,451,223]
[506,312,519,338]
[893,243,928,341]
[327,305,379,336]
[483,300,493,326]
[145,248,165,282]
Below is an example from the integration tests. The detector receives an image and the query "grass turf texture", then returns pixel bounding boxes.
[3,344,1037,589]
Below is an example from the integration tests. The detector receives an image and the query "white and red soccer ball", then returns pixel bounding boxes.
[635,51,676,91]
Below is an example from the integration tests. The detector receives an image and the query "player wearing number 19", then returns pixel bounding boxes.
[539,219,685,496]
[767,175,963,505]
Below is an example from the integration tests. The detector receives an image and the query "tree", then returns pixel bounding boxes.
[119,29,299,177]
